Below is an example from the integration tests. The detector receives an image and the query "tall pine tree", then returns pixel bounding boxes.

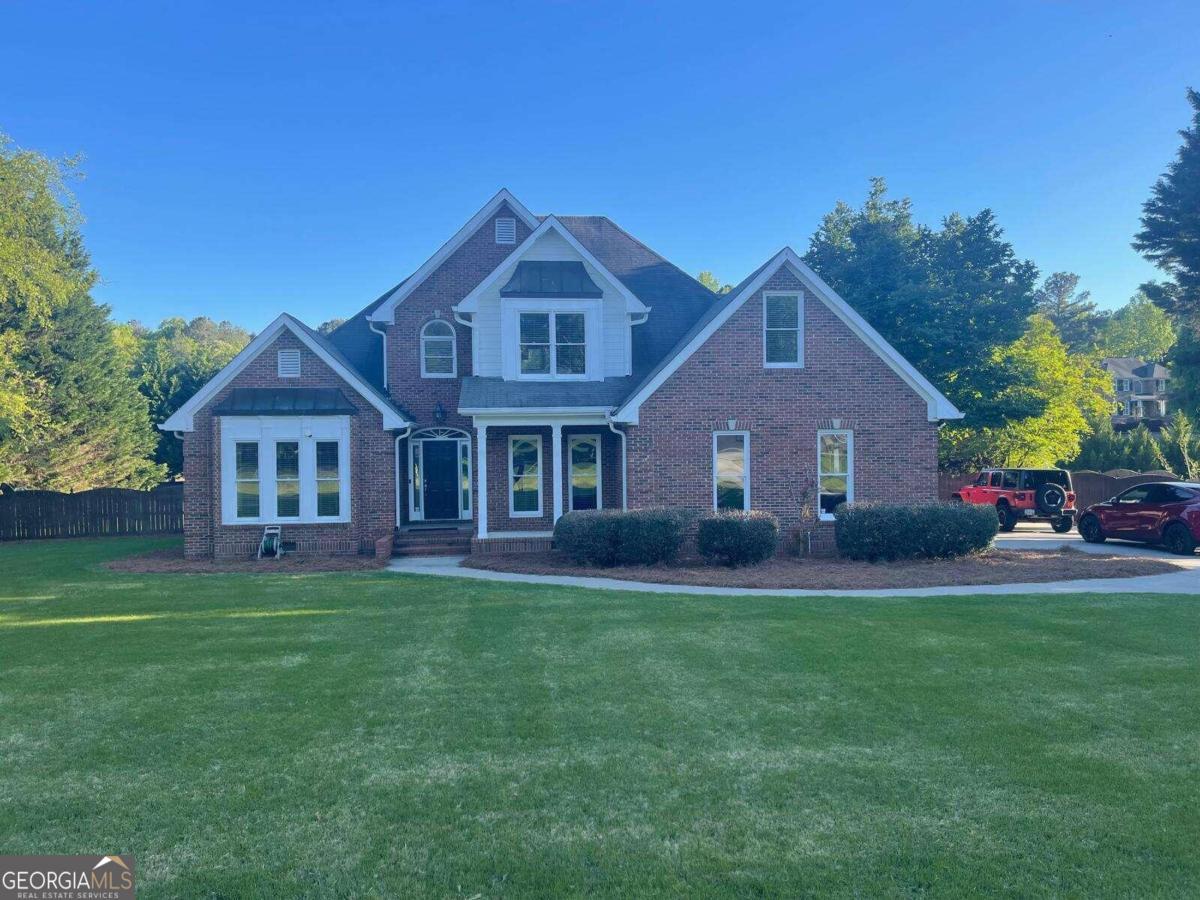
[1134,88,1200,413]
[0,135,163,489]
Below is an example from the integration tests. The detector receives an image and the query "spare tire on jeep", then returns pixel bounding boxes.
[1035,483,1066,516]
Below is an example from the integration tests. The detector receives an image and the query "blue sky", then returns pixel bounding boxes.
[4,1,1198,330]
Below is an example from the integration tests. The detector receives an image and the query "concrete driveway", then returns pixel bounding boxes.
[994,522,1189,558]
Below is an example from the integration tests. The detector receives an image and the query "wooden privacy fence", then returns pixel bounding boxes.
[938,470,1180,511]
[0,484,183,541]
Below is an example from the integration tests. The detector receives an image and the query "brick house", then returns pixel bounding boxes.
[163,190,961,558]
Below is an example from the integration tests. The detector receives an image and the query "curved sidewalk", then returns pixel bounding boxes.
[388,551,1200,598]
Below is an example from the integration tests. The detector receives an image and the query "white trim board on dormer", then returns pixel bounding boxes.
[612,247,963,424]
[159,314,411,432]
[367,189,540,324]
[454,216,648,316]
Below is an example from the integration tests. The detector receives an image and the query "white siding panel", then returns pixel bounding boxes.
[469,230,631,379]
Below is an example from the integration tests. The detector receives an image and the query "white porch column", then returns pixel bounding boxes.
[476,423,488,538]
[552,422,564,523]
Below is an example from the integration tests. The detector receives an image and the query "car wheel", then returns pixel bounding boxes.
[1078,514,1106,544]
[950,495,963,504]
[997,503,1017,532]
[1051,516,1073,533]
[1163,522,1197,556]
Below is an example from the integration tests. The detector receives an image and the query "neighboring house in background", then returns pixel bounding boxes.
[1101,357,1170,431]
[163,190,962,559]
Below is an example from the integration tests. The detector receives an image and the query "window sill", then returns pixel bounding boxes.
[509,510,543,519]
[764,362,804,369]
[224,517,351,526]
[420,372,457,379]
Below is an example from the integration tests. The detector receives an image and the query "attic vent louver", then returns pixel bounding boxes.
[495,217,516,244]
[277,349,301,378]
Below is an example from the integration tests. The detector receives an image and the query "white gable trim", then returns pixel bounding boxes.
[159,314,411,432]
[613,247,962,423]
[367,189,539,324]
[454,216,648,315]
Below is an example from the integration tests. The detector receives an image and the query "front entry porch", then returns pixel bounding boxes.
[470,414,626,551]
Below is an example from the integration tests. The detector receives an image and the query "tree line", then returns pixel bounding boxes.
[1,87,1197,489]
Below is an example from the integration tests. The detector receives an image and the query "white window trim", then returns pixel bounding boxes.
[568,434,603,511]
[517,310,589,381]
[277,348,301,378]
[763,291,803,368]
[817,429,854,521]
[407,429,473,522]
[420,319,458,379]
[220,416,351,525]
[509,434,543,518]
[712,431,750,511]
[501,299,601,382]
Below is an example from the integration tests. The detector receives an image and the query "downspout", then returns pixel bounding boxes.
[606,416,628,511]
[393,425,413,527]
[369,320,388,391]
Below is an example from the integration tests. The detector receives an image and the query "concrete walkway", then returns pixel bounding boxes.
[389,532,1200,597]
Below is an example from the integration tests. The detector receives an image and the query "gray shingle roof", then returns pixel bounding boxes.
[324,211,727,413]
[213,387,358,416]
[459,376,637,411]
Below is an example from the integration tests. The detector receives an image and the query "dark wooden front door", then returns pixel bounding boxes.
[422,440,460,520]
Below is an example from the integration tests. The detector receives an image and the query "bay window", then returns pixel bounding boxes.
[713,432,750,510]
[818,430,853,519]
[220,417,350,524]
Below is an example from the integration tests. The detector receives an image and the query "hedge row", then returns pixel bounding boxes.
[834,502,997,561]
[554,508,781,568]
[553,509,694,566]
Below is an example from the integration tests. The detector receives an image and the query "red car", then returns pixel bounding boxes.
[1078,481,1200,555]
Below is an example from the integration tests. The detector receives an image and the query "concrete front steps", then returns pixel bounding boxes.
[392,524,473,557]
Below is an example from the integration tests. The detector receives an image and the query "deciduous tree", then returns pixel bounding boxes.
[1099,292,1177,360]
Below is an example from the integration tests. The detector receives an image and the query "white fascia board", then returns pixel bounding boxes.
[456,216,647,315]
[367,189,540,324]
[464,409,612,425]
[160,314,411,432]
[613,247,962,423]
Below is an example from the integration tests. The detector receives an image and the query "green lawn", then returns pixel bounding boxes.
[1,539,1197,897]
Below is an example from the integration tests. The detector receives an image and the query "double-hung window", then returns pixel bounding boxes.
[509,435,543,516]
[713,432,750,510]
[818,430,853,519]
[519,312,586,377]
[221,417,350,524]
[235,442,260,518]
[421,320,456,377]
[764,292,802,366]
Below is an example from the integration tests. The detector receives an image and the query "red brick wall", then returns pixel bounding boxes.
[182,330,397,558]
[626,267,939,537]
[383,203,533,529]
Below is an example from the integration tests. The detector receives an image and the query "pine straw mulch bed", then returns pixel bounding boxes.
[462,547,1182,590]
[105,548,388,574]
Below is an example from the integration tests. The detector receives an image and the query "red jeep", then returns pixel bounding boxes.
[953,468,1077,533]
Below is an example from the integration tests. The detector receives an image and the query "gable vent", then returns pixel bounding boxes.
[277,348,301,378]
[495,217,516,244]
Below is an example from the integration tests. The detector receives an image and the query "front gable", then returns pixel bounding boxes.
[614,248,961,423]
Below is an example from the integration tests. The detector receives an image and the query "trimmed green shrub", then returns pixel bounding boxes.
[696,510,780,567]
[553,508,693,567]
[834,502,998,561]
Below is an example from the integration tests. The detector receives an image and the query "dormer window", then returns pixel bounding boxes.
[495,217,516,244]
[519,312,586,376]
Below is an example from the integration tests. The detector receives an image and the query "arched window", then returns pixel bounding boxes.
[421,319,456,377]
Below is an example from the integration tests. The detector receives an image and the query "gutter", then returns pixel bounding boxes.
[368,320,389,390]
[393,424,413,526]
[606,416,628,511]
